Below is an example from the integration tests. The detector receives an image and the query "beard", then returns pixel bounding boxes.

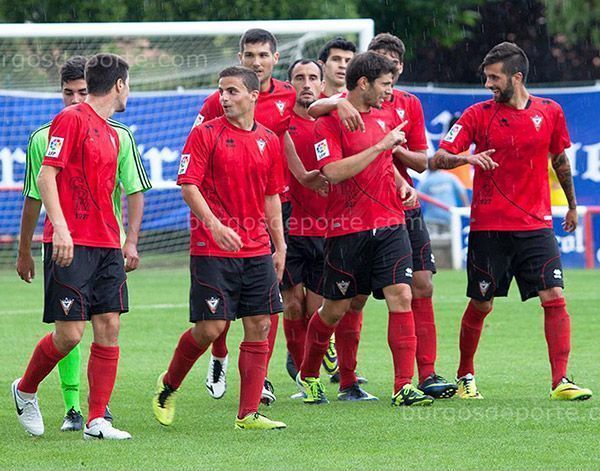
[493,81,515,103]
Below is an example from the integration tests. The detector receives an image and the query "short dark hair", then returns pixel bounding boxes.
[219,66,260,92]
[287,59,323,81]
[317,37,357,63]
[239,29,277,53]
[85,53,129,96]
[345,52,396,91]
[59,56,86,86]
[480,42,529,82]
[368,33,406,63]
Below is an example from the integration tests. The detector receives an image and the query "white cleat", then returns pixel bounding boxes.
[205,354,228,399]
[11,378,44,436]
[260,378,276,406]
[83,418,131,440]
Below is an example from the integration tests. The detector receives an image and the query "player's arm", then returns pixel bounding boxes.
[37,166,73,267]
[550,151,577,232]
[122,192,143,272]
[284,131,328,193]
[393,147,428,173]
[393,166,417,207]
[428,148,497,171]
[322,122,407,184]
[264,194,286,282]
[16,197,42,282]
[308,96,365,132]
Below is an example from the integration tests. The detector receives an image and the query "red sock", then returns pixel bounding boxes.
[300,312,337,379]
[265,314,279,374]
[336,310,362,389]
[457,301,492,378]
[87,343,119,422]
[19,333,67,394]
[283,317,307,371]
[211,321,230,358]
[542,298,571,388]
[388,311,417,393]
[238,340,269,419]
[164,329,208,390]
[412,298,437,383]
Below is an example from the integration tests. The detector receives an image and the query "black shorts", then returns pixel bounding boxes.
[189,254,283,322]
[467,229,564,302]
[281,235,325,295]
[43,244,128,323]
[405,207,437,273]
[323,225,413,301]
[282,201,292,242]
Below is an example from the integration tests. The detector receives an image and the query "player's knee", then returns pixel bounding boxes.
[283,294,304,320]
[193,322,226,344]
[349,295,368,312]
[385,284,413,311]
[539,287,564,303]
[412,271,433,298]
[54,332,82,353]
[471,298,493,313]
[244,316,271,339]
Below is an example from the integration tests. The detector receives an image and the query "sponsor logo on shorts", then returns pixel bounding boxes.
[443,123,462,143]
[256,138,266,154]
[531,115,543,131]
[205,296,220,314]
[479,280,491,296]
[315,139,330,161]
[275,100,286,116]
[60,297,74,316]
[336,280,350,295]
[431,253,436,264]
[178,154,191,175]
[405,267,413,278]
[45,136,65,158]
[376,119,386,131]
[193,113,205,127]
[278,292,283,304]
[553,269,562,280]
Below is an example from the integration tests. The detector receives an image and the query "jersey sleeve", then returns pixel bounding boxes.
[266,136,286,196]
[195,91,223,127]
[549,104,571,155]
[176,126,210,187]
[115,126,152,195]
[42,111,80,169]
[438,105,478,155]
[22,127,48,200]
[314,116,343,171]
[405,97,428,151]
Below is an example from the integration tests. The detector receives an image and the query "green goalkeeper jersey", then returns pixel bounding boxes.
[23,118,152,244]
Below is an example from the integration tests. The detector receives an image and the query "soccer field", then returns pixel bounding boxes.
[0,267,597,470]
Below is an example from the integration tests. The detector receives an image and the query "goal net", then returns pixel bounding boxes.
[0,19,373,267]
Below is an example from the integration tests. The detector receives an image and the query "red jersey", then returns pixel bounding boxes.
[315,108,405,238]
[383,89,428,209]
[439,96,571,231]
[287,111,328,237]
[196,78,296,201]
[42,103,121,248]
[177,116,285,257]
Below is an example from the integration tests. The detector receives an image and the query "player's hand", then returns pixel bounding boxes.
[16,251,35,283]
[301,169,329,196]
[211,223,243,252]
[52,224,74,267]
[122,240,140,272]
[337,99,365,132]
[379,121,408,151]
[562,208,577,233]
[272,248,286,283]
[399,184,418,207]
[467,149,498,171]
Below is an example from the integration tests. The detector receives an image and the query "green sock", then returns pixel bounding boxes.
[57,343,82,414]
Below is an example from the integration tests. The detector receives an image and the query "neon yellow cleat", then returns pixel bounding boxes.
[550,378,592,401]
[296,373,329,404]
[456,373,483,399]
[235,412,286,430]
[391,384,434,406]
[152,371,177,426]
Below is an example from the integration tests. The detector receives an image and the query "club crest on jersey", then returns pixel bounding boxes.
[178,154,191,175]
[60,297,74,316]
[205,297,220,314]
[531,115,543,131]
[336,280,350,295]
[256,138,266,154]
[443,124,462,143]
[193,113,205,127]
[45,136,65,158]
[315,139,330,161]
[376,119,386,131]
[275,100,286,116]
[479,280,491,296]
[396,108,405,120]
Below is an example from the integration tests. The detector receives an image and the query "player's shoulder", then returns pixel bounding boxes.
[392,88,421,104]
[272,78,295,95]
[29,121,51,144]
[461,99,496,118]
[108,118,134,139]
[529,95,563,113]
[255,121,279,141]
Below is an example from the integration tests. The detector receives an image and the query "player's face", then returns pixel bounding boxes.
[321,48,354,87]
[371,48,403,83]
[61,79,88,107]
[239,42,279,86]
[218,76,258,119]
[290,63,322,108]
[364,73,394,108]
[114,74,130,113]
[483,62,516,103]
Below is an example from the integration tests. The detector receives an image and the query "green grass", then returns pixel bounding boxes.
[0,268,598,470]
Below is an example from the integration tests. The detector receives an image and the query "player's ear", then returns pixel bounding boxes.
[273,51,280,65]
[358,76,368,90]
[398,63,404,76]
[237,51,242,64]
